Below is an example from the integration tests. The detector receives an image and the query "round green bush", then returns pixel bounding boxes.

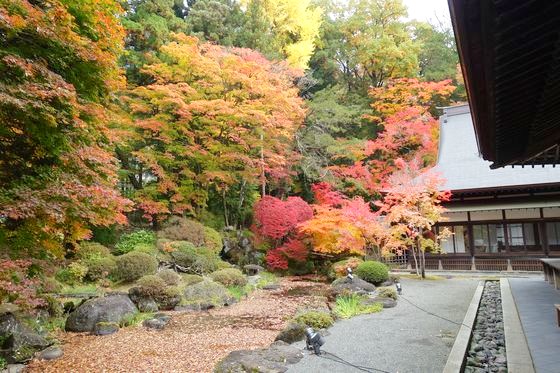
[170,241,222,274]
[355,261,389,285]
[181,274,204,286]
[157,269,181,286]
[85,256,117,281]
[115,252,158,282]
[77,242,111,260]
[114,230,156,256]
[209,268,247,287]
[204,226,223,254]
[293,310,334,329]
[135,275,167,297]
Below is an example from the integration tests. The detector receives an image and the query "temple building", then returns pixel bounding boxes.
[426,104,560,271]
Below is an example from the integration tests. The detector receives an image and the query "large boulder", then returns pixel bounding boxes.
[65,294,137,333]
[331,276,376,296]
[215,341,303,373]
[181,280,234,311]
[0,313,50,363]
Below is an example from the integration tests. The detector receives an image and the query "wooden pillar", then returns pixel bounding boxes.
[438,259,443,270]
[471,256,476,271]
[539,221,550,256]
[507,259,513,272]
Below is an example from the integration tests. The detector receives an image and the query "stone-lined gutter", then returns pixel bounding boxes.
[500,278,535,373]
[444,279,536,373]
[443,281,484,373]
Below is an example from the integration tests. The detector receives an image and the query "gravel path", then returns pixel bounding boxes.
[288,278,480,373]
[26,278,330,373]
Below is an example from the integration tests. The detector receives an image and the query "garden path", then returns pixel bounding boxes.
[288,277,480,373]
[25,278,329,373]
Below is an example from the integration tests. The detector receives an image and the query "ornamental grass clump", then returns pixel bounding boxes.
[116,252,158,282]
[209,268,247,287]
[355,261,389,285]
[333,294,383,319]
[293,310,334,329]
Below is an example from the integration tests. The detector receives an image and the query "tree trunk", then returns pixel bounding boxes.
[417,237,426,279]
[222,189,229,227]
[411,245,420,276]
[260,133,266,197]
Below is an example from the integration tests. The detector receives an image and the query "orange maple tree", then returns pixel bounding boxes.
[117,34,306,224]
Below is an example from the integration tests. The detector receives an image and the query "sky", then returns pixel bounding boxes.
[403,0,451,26]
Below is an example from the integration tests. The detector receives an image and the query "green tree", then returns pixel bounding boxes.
[121,0,189,84]
[310,0,419,93]
[412,21,458,82]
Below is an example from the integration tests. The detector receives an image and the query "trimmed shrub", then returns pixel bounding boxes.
[377,287,397,300]
[181,274,204,286]
[157,269,181,286]
[135,275,167,297]
[293,310,334,329]
[55,262,88,285]
[170,241,223,274]
[84,256,117,282]
[204,226,223,254]
[40,277,63,294]
[77,242,111,259]
[331,257,364,278]
[114,230,156,256]
[355,261,389,285]
[182,279,230,309]
[209,268,247,287]
[116,252,158,282]
[133,243,158,256]
[158,217,205,245]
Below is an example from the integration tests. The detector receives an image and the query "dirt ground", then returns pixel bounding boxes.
[26,278,330,373]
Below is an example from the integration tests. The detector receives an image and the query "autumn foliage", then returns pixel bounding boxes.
[329,78,455,195]
[0,0,131,257]
[117,34,306,222]
[300,183,382,257]
[253,196,312,270]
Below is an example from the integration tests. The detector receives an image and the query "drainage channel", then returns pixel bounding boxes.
[464,281,507,373]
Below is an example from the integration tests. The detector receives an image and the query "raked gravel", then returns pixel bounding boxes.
[287,277,480,373]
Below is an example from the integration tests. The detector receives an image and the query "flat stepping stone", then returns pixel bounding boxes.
[38,346,63,361]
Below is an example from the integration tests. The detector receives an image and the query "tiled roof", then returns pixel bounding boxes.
[431,104,560,192]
